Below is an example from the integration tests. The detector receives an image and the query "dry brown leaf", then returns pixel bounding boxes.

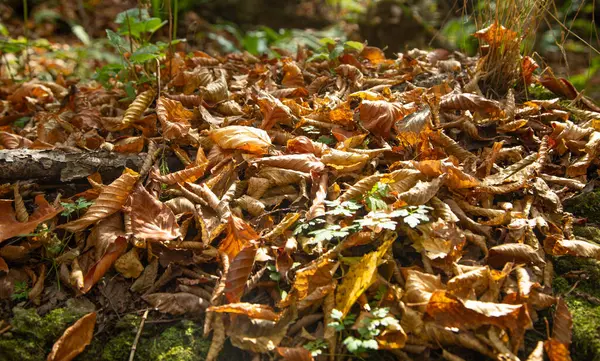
[425,290,532,349]
[125,183,181,241]
[0,131,33,149]
[440,93,504,117]
[251,154,325,173]
[257,92,294,130]
[552,298,573,346]
[89,213,124,261]
[224,244,256,302]
[60,169,139,232]
[359,100,412,138]
[47,312,96,361]
[282,58,305,87]
[397,176,445,205]
[143,292,209,315]
[113,136,144,153]
[130,258,158,293]
[208,302,279,321]
[156,96,193,140]
[82,236,127,293]
[0,256,7,272]
[488,243,545,268]
[0,195,62,243]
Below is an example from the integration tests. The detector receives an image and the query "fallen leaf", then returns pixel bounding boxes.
[126,183,181,241]
[209,125,272,154]
[219,215,259,260]
[143,292,209,315]
[208,302,280,321]
[0,195,62,243]
[335,232,394,316]
[60,169,139,232]
[114,248,144,278]
[47,312,96,361]
[82,236,128,293]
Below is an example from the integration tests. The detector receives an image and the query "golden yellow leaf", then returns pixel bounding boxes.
[114,248,144,278]
[335,232,395,316]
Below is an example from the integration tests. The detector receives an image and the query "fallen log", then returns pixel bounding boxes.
[0,149,146,183]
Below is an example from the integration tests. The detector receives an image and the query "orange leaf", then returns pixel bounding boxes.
[0,195,63,243]
[360,46,386,65]
[47,312,96,361]
[219,215,259,260]
[60,169,139,232]
[425,290,532,349]
[113,136,145,153]
[208,302,279,321]
[544,339,571,361]
[82,236,127,293]
[225,244,257,303]
[282,58,305,88]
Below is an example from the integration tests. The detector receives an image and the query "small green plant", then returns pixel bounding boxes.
[95,7,180,89]
[396,205,433,228]
[307,38,364,62]
[363,182,390,211]
[325,200,362,217]
[11,281,30,302]
[329,307,401,354]
[60,197,93,218]
[308,224,357,243]
[293,217,326,236]
[266,263,280,282]
[304,339,328,357]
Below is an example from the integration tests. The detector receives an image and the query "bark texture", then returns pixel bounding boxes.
[0,149,145,183]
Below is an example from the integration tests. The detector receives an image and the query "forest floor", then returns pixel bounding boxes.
[1,4,600,361]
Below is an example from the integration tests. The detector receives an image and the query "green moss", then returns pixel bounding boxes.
[554,256,600,293]
[526,84,556,100]
[553,276,570,294]
[574,226,600,244]
[156,346,197,361]
[565,297,600,361]
[99,329,135,361]
[565,190,600,224]
[0,307,85,361]
[554,256,600,361]
[144,320,210,361]
[0,338,44,361]
[79,319,210,361]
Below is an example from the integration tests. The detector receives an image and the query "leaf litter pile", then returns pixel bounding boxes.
[1,23,600,361]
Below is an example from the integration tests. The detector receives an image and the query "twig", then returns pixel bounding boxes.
[129,309,149,361]
[0,321,11,335]
[166,0,174,83]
